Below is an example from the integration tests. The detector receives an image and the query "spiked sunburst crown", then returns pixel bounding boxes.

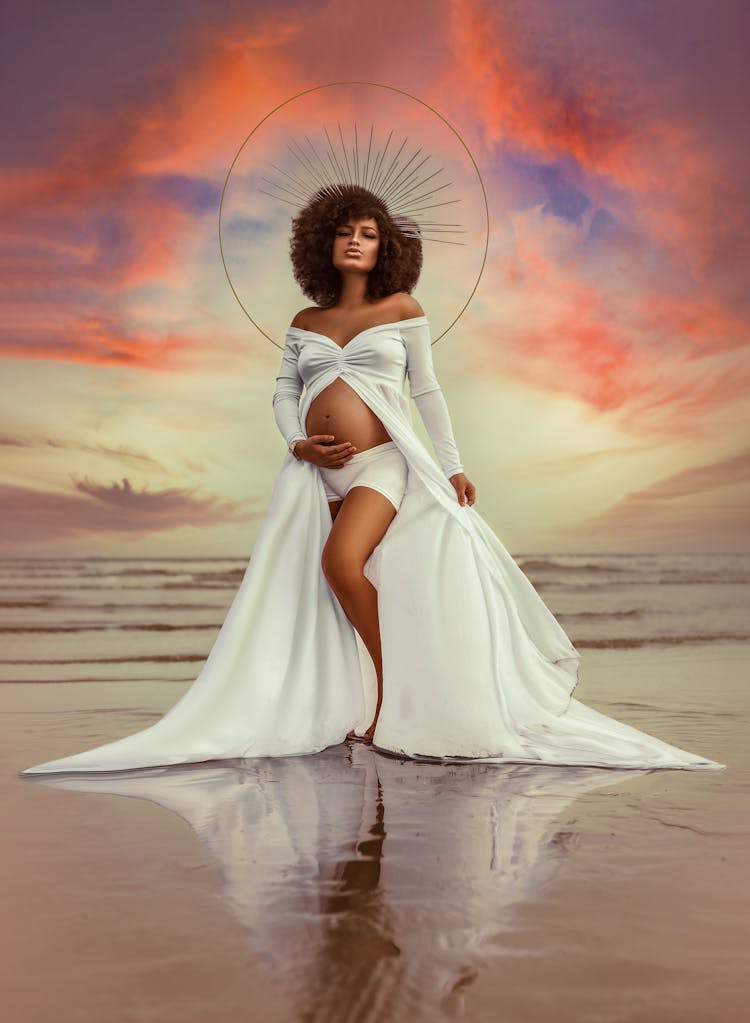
[258,122,467,246]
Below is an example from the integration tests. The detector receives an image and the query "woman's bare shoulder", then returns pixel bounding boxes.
[390,292,425,320]
[290,306,321,330]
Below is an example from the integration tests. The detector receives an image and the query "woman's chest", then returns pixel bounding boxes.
[297,334,407,384]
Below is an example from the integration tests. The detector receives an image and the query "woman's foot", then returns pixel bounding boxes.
[346,720,378,744]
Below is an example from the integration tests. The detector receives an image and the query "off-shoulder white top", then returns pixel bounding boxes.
[272,316,464,478]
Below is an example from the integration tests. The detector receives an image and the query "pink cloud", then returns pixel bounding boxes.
[562,446,750,551]
[0,476,253,545]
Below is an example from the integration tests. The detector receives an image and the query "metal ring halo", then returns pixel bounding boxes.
[218,81,489,350]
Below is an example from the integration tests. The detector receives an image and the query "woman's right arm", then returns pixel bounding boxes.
[272,334,307,450]
[272,331,355,467]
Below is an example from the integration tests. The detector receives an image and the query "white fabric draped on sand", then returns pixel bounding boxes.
[21,320,724,774]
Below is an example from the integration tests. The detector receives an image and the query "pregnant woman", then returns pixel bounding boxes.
[21,181,724,776]
[283,205,473,744]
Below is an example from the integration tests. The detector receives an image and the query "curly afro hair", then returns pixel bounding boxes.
[289,184,423,308]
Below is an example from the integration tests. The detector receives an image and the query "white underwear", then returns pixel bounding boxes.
[318,440,409,513]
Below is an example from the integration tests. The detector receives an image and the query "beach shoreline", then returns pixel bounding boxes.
[4,643,748,1022]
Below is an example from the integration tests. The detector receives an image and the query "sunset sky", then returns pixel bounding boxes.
[1,0,748,556]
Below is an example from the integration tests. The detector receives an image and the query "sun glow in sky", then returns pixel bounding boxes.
[1,0,749,556]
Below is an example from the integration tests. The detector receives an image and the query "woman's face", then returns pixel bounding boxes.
[331,215,380,275]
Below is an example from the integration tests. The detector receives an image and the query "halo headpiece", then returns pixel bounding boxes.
[258,123,467,246]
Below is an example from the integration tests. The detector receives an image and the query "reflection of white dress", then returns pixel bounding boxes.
[21,317,724,774]
[25,748,650,1016]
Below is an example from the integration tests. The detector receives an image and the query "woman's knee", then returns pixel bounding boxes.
[321,545,364,592]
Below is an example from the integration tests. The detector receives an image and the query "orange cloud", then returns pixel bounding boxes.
[444,0,750,354]
[0,13,308,370]
[0,312,247,370]
[445,0,746,267]
[470,237,750,436]
[10,0,741,397]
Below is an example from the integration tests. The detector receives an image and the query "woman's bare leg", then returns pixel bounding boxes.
[327,498,344,523]
[322,486,397,742]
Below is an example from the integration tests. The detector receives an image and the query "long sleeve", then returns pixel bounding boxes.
[401,319,464,479]
[272,333,307,449]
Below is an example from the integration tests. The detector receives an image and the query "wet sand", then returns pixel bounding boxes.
[5,645,749,1022]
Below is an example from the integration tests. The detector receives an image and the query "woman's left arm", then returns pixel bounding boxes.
[401,318,476,507]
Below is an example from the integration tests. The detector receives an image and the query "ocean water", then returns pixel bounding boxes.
[1,552,748,685]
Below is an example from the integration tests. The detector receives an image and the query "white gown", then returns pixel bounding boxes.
[21,316,724,775]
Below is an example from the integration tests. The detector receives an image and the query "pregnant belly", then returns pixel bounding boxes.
[305,379,391,451]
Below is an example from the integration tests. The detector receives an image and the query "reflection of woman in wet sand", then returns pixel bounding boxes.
[25,748,651,1021]
[282,192,473,745]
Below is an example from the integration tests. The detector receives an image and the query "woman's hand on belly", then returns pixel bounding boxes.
[305,378,391,452]
[296,435,358,467]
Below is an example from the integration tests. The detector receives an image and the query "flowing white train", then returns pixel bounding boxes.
[21,317,724,775]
